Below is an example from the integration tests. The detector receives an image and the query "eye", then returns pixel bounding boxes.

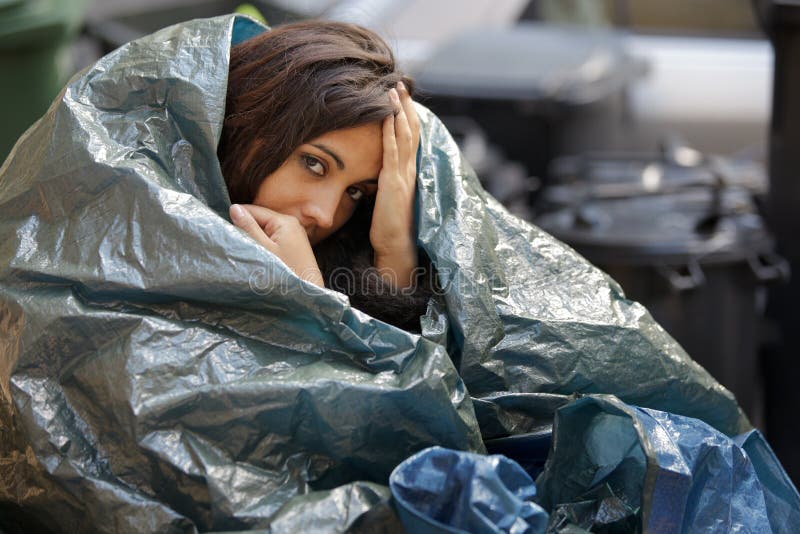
[301,154,326,176]
[346,186,365,202]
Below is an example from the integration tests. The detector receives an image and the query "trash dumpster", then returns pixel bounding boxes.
[412,22,642,193]
[0,0,86,163]
[535,148,786,427]
[754,0,800,487]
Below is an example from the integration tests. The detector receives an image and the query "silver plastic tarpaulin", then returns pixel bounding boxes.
[0,14,752,532]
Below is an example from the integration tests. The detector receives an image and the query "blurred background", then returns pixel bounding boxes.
[2,0,798,485]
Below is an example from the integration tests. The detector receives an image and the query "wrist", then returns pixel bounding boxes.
[374,245,418,289]
[302,268,325,288]
[373,236,416,260]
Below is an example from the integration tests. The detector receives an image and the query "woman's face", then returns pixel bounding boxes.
[252,122,383,246]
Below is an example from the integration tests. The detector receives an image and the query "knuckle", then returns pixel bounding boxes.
[239,217,257,231]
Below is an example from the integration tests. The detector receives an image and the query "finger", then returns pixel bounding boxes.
[397,81,420,146]
[238,203,284,228]
[395,112,414,165]
[240,203,302,240]
[390,88,413,159]
[397,82,419,181]
[230,204,278,252]
[381,114,398,174]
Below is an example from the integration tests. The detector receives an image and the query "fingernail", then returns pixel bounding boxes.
[230,204,245,222]
[389,88,399,104]
[397,81,406,92]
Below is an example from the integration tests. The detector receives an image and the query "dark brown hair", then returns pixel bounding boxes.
[219,20,414,204]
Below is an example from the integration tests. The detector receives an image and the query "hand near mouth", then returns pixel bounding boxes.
[230,203,325,288]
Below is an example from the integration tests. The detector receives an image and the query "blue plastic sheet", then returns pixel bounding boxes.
[735,430,800,533]
[535,395,800,532]
[390,446,548,533]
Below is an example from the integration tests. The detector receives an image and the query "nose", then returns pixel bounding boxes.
[301,190,339,232]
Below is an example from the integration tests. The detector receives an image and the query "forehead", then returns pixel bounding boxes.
[309,122,383,175]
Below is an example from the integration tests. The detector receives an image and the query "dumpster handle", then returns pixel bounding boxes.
[657,260,705,292]
[748,252,791,284]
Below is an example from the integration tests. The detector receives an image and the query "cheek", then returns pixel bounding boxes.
[333,205,354,229]
[312,202,358,243]
[252,171,295,212]
[320,204,350,231]
[252,185,277,211]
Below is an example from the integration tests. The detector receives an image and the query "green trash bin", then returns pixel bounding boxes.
[0,0,86,164]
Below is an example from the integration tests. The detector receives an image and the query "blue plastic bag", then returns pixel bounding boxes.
[390,446,548,533]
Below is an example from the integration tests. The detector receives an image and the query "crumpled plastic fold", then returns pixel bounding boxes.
[389,446,548,533]
[0,13,773,533]
[534,395,800,532]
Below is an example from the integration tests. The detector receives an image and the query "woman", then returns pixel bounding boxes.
[218,21,434,332]
[0,14,771,533]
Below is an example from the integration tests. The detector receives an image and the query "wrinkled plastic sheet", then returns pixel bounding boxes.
[390,446,548,533]
[535,395,800,532]
[0,13,766,532]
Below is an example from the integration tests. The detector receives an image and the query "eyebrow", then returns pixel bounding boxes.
[310,143,345,170]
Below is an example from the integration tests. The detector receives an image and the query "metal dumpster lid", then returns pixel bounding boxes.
[413,22,641,104]
[535,187,773,265]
